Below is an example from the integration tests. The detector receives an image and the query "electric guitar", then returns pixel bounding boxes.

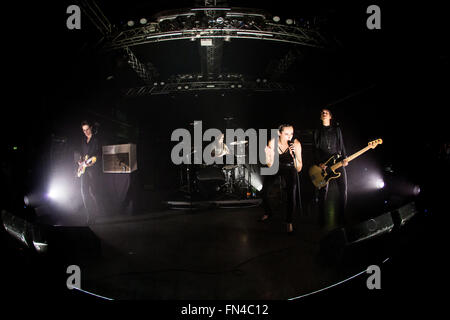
[309,139,383,189]
[77,155,97,177]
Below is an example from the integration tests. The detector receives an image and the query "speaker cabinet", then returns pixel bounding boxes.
[392,201,417,227]
[345,212,394,244]
[102,143,137,173]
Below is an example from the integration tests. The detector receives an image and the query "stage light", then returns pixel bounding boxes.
[127,20,135,27]
[273,16,280,22]
[216,17,224,24]
[140,18,147,25]
[286,19,294,25]
[24,195,30,206]
[413,185,421,196]
[23,193,47,208]
[375,179,385,189]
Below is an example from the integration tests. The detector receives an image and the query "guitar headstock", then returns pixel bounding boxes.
[368,139,383,149]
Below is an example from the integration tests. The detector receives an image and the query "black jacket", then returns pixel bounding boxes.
[313,125,347,164]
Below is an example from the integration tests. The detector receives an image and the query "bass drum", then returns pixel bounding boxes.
[196,165,225,199]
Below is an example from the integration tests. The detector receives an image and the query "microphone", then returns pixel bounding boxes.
[288,140,296,159]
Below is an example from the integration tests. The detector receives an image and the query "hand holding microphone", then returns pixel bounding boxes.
[288,140,296,159]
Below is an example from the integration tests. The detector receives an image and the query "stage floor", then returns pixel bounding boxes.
[1,198,438,301]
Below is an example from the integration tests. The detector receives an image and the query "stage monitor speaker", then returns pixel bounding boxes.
[391,201,417,227]
[320,212,395,263]
[103,143,137,173]
[345,212,394,244]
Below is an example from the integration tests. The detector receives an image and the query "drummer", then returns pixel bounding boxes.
[211,133,231,158]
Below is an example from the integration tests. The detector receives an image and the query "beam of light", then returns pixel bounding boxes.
[47,177,72,204]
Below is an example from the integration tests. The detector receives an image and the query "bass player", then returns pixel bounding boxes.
[313,108,348,228]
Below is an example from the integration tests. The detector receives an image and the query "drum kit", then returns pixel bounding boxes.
[178,117,256,200]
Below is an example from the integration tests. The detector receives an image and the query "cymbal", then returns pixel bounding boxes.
[223,164,238,170]
[229,140,248,146]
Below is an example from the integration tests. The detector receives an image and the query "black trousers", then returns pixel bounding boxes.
[317,167,347,226]
[80,168,102,221]
[261,165,299,223]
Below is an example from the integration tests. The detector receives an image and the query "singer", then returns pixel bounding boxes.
[259,124,302,233]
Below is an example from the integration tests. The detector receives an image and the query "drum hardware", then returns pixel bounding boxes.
[229,140,248,146]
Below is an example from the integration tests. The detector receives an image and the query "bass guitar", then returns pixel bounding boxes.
[309,139,383,189]
[77,155,97,177]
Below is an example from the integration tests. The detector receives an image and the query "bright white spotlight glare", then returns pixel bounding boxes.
[47,180,70,202]
[273,16,280,22]
[286,18,294,25]
[140,18,147,25]
[127,20,135,27]
[375,179,385,189]
[413,185,421,196]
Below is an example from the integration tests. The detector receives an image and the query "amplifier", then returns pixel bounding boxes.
[102,143,137,173]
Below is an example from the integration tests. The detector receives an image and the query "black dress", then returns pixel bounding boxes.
[261,145,299,223]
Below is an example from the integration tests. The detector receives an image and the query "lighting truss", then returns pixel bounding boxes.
[123,73,295,96]
[102,8,327,50]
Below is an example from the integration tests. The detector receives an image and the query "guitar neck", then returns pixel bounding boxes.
[331,145,372,170]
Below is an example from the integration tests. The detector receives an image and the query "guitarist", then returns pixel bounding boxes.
[79,120,102,225]
[313,109,348,228]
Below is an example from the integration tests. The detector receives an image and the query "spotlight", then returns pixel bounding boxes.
[216,17,224,24]
[24,195,30,207]
[413,185,421,196]
[140,18,148,25]
[23,193,47,208]
[273,16,280,22]
[375,179,385,189]
[286,18,294,25]
[127,20,135,27]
